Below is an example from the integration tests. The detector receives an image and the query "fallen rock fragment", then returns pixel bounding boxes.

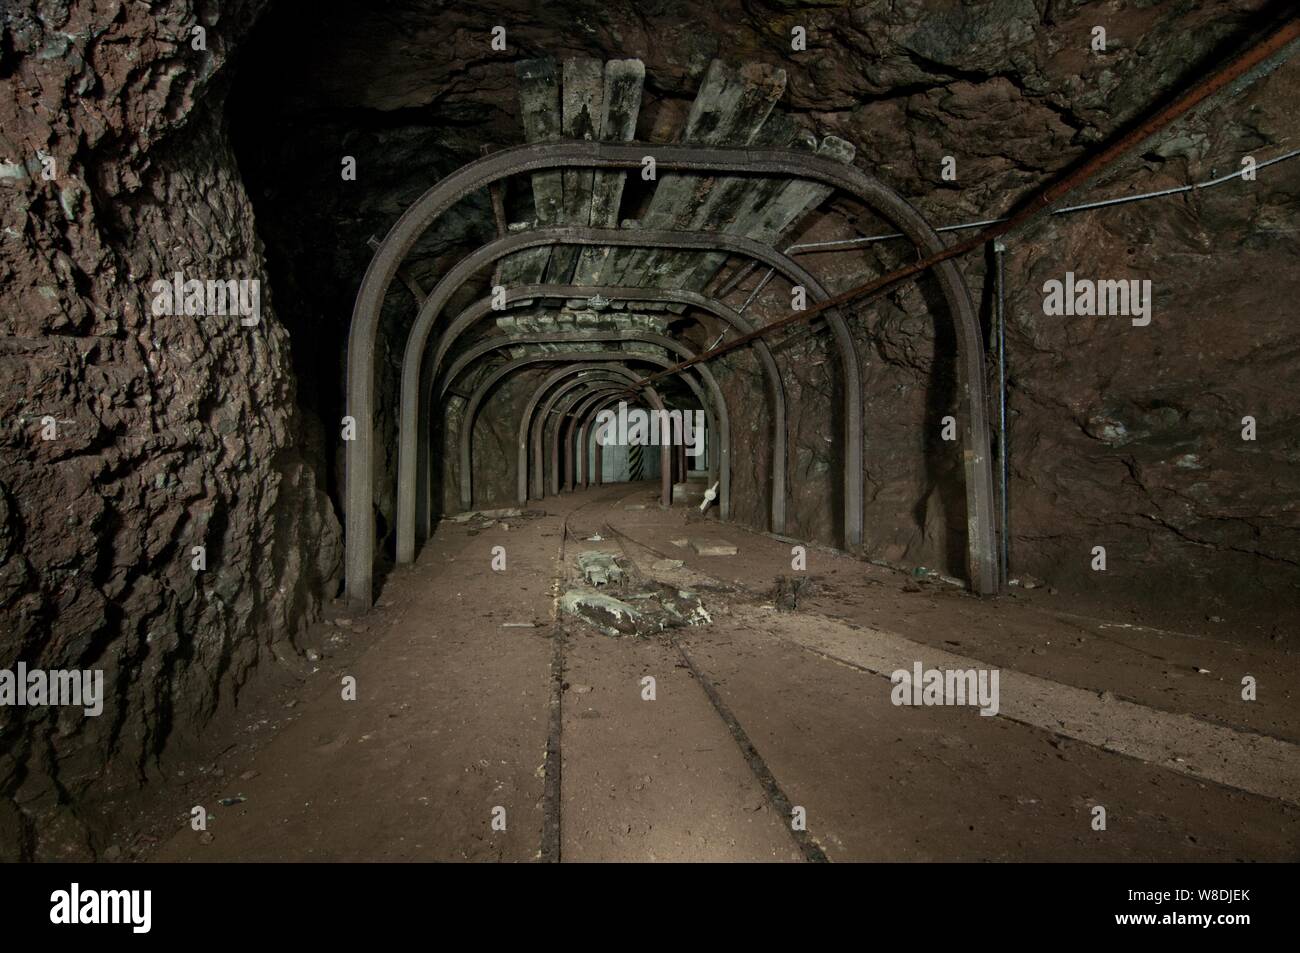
[577,551,624,587]
[561,583,711,637]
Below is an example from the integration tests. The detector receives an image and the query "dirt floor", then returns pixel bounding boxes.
[119,480,1298,863]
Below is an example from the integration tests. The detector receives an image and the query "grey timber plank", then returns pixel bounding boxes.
[652,111,808,297]
[498,58,562,289]
[571,59,646,290]
[547,57,605,283]
[601,60,786,296]
[682,132,856,292]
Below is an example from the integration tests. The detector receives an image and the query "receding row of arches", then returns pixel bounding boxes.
[346,142,998,608]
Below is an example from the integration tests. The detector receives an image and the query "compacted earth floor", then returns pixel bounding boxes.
[120,482,1298,862]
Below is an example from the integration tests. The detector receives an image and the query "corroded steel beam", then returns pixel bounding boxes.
[456,329,727,513]
[397,225,853,572]
[457,348,718,511]
[556,384,626,491]
[458,353,679,510]
[525,373,632,500]
[348,141,987,607]
[567,387,632,488]
[422,282,784,533]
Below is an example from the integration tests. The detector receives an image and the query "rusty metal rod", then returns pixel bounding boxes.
[632,15,1300,391]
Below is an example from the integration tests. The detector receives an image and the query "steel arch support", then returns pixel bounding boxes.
[457,345,722,512]
[459,354,673,511]
[535,382,626,499]
[558,385,681,496]
[564,387,655,491]
[530,361,719,511]
[441,328,727,516]
[575,391,648,489]
[427,283,784,532]
[518,369,642,503]
[402,230,825,568]
[349,142,990,607]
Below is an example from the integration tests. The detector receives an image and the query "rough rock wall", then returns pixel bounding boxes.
[0,1,341,859]
[696,0,1300,631]
[226,0,1298,633]
[1001,64,1300,628]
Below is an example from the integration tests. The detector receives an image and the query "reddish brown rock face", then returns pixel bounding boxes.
[2,0,1297,858]
[1,1,342,858]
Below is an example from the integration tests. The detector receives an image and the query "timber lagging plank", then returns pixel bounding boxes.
[683,133,856,293]
[547,57,605,283]
[600,60,787,300]
[571,59,645,290]
[497,58,562,291]
[653,111,809,298]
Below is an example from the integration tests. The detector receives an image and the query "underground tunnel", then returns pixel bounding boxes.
[1,0,1299,898]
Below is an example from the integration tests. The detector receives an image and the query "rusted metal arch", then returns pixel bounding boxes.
[573,391,639,489]
[527,361,718,508]
[408,237,826,561]
[462,348,717,509]
[349,142,990,607]
[460,354,683,511]
[571,389,683,491]
[520,366,642,501]
[530,377,661,498]
[525,371,642,499]
[424,283,785,535]
[568,388,632,487]
[440,329,726,514]
[557,386,643,495]
[559,384,700,496]
[402,227,846,571]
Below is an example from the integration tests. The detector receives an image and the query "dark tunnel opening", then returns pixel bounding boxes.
[2,0,1299,881]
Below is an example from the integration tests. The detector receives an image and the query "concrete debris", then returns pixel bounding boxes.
[652,558,684,571]
[560,583,711,637]
[577,551,624,586]
[670,538,689,548]
[448,508,523,523]
[690,538,737,556]
[560,589,642,636]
